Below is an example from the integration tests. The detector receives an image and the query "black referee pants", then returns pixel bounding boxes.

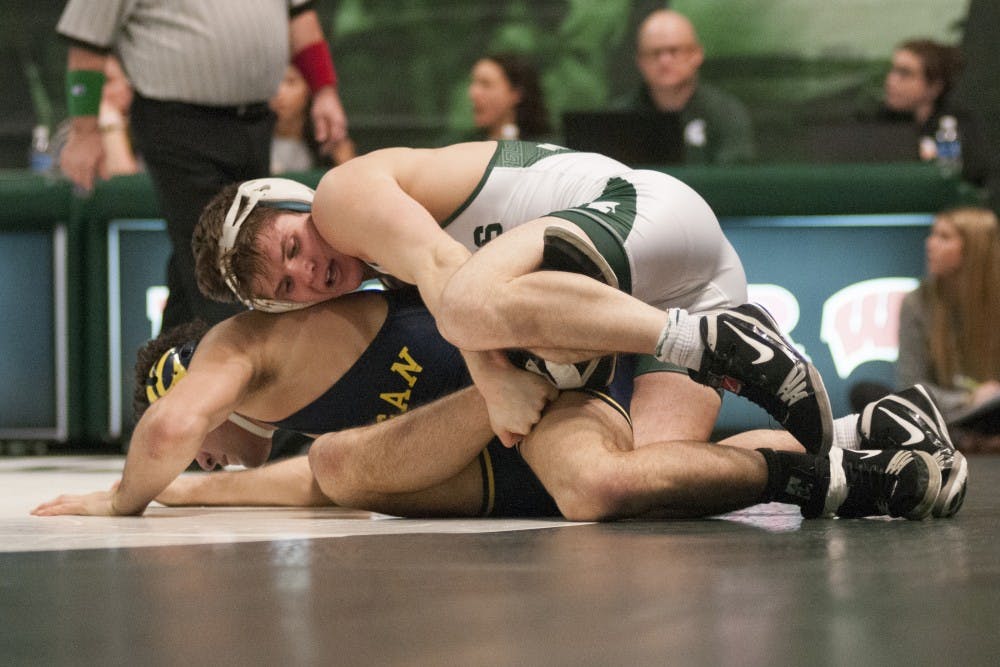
[130,94,276,331]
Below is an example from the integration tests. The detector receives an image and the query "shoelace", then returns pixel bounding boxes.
[865,415,953,468]
[714,338,799,421]
[844,458,900,515]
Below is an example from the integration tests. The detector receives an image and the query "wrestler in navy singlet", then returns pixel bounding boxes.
[267,288,634,517]
[272,289,471,433]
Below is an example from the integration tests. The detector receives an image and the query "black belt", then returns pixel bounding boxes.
[216,102,272,118]
[133,94,272,119]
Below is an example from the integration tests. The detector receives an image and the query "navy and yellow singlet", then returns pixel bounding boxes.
[270,288,634,517]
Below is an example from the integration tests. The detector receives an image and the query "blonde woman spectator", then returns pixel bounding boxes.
[897,207,1000,448]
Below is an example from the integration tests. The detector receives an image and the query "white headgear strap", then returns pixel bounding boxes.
[219,177,321,313]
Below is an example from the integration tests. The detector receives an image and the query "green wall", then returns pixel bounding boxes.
[0,0,978,165]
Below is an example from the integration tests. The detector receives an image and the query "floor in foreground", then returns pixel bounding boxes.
[2,455,999,666]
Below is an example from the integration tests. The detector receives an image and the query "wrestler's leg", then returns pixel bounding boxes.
[438,169,737,360]
[629,369,804,452]
[721,429,806,452]
[438,217,666,357]
[629,371,720,446]
[440,214,833,455]
[157,455,328,507]
[158,438,487,517]
[328,458,485,517]
[156,450,482,517]
[518,392,767,521]
[308,387,493,497]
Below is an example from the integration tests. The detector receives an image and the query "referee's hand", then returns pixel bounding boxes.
[311,86,348,153]
[61,118,105,192]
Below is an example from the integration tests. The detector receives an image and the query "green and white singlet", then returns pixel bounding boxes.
[442,140,747,312]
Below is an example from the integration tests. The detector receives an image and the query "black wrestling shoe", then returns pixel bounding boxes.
[506,226,619,389]
[690,303,833,455]
[541,225,619,289]
[859,384,968,518]
[829,448,941,520]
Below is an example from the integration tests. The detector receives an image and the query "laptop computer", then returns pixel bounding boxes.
[561,110,684,166]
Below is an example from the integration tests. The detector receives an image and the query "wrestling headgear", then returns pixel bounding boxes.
[220,177,321,313]
[142,339,274,438]
[145,340,198,404]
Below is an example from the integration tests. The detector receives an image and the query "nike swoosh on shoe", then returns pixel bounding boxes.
[879,406,927,447]
[725,322,775,364]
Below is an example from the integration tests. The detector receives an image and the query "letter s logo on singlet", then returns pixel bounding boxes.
[473,223,503,247]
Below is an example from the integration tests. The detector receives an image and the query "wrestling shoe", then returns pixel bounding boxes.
[859,384,967,518]
[541,225,619,290]
[812,448,941,520]
[690,303,833,455]
[506,226,619,389]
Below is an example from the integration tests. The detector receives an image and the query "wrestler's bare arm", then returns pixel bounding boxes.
[312,148,475,316]
[147,379,492,509]
[157,387,497,515]
[319,150,663,364]
[157,455,329,507]
[33,335,257,517]
[313,149,558,445]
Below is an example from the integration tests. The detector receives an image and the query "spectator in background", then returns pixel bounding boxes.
[56,0,348,331]
[270,64,355,174]
[621,9,755,165]
[897,207,1000,449]
[880,39,967,162]
[463,53,552,142]
[851,207,1000,446]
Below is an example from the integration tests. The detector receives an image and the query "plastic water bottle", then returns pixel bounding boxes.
[29,124,53,174]
[934,115,962,177]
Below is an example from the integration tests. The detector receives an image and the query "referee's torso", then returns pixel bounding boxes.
[57,0,312,106]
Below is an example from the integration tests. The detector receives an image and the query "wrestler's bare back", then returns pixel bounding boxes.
[202,292,388,423]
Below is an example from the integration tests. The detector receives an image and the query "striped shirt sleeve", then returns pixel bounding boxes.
[57,0,131,50]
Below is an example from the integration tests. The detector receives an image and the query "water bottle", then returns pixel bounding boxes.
[934,115,962,177]
[29,124,54,174]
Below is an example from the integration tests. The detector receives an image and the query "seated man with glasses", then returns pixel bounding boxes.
[619,8,756,165]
